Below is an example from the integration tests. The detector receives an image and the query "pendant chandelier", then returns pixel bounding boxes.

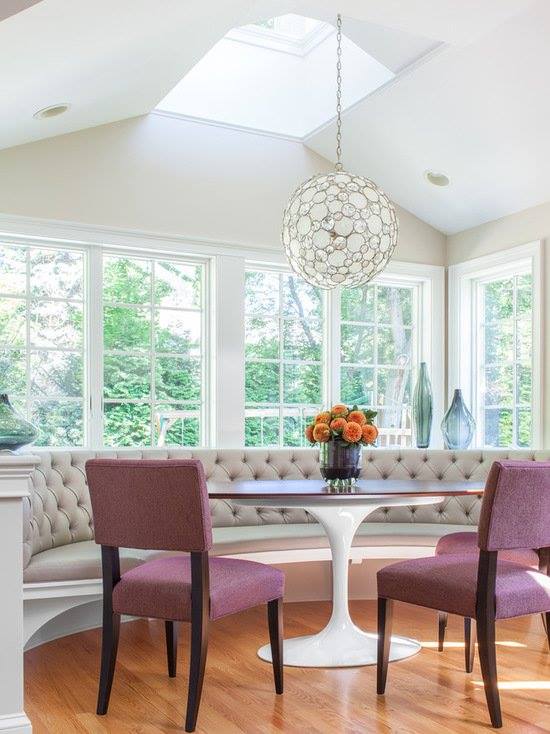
[281,14,398,289]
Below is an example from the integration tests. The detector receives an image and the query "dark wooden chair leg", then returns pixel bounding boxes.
[476,551,502,728]
[438,611,448,652]
[545,612,550,652]
[185,552,210,733]
[268,598,283,694]
[97,611,121,715]
[377,597,393,695]
[464,617,475,673]
[165,620,178,678]
[97,546,121,716]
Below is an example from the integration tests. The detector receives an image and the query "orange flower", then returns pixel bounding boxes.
[362,423,379,444]
[348,410,366,426]
[315,411,331,424]
[329,417,347,432]
[331,404,349,417]
[313,422,331,442]
[342,421,362,443]
[305,424,315,443]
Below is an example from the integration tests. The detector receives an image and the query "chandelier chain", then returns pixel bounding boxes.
[335,13,343,171]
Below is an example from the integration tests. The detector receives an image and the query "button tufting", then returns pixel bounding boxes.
[423,456,428,462]
[438,474,444,480]
[396,457,402,462]
[290,456,295,463]
[382,474,388,479]
[368,457,374,462]
[411,508,416,513]
[410,473,416,479]
[451,456,456,463]
[464,474,471,480]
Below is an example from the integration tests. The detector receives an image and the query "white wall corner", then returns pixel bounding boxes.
[0,454,39,734]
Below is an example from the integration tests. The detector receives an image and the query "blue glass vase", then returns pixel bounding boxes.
[0,394,38,452]
[441,389,475,449]
[412,362,433,448]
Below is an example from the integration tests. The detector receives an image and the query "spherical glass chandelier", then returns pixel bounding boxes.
[282,15,398,289]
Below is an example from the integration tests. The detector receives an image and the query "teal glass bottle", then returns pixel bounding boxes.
[412,362,433,448]
[0,394,38,452]
[441,389,475,449]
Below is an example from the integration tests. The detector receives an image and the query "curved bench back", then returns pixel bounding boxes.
[22,447,550,568]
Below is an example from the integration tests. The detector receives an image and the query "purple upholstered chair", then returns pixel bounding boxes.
[435,531,540,671]
[377,460,550,728]
[86,459,284,733]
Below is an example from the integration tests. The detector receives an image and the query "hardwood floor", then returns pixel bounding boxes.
[25,600,550,733]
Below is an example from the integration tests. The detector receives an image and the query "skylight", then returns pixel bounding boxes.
[155,14,395,139]
[227,14,333,56]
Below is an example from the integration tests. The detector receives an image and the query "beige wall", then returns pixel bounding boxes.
[447,202,549,444]
[0,113,446,263]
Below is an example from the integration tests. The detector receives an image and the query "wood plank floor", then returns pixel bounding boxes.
[25,600,550,733]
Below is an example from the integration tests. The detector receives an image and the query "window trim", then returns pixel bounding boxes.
[448,241,543,449]
[243,262,328,448]
[1,236,212,450]
[0,216,444,450]
[245,256,445,449]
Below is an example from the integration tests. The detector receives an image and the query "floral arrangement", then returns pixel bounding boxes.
[305,404,378,446]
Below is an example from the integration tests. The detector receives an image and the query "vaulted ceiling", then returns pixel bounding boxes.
[0,0,547,233]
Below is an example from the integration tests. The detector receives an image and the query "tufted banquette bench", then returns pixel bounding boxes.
[21,447,550,645]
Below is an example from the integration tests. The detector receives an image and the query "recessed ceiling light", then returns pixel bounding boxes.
[33,104,70,120]
[424,170,450,187]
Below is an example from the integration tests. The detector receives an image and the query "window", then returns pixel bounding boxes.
[448,242,542,449]
[340,281,417,447]
[477,272,533,447]
[102,254,205,447]
[0,243,86,446]
[244,268,325,446]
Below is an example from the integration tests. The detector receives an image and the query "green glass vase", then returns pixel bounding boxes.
[412,362,433,448]
[0,394,38,452]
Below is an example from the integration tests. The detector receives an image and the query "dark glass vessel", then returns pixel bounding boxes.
[320,440,362,483]
[441,389,475,449]
[0,394,38,452]
[412,362,433,448]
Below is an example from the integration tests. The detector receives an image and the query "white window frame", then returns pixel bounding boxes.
[97,247,210,449]
[0,215,445,450]
[243,260,329,448]
[243,255,445,449]
[0,239,88,448]
[448,241,543,449]
[0,232,212,449]
[335,261,445,448]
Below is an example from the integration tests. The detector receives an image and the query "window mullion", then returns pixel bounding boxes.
[88,247,103,448]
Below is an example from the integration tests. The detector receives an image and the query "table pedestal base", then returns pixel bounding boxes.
[258,622,420,668]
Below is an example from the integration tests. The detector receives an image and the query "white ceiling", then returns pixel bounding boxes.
[0,0,546,234]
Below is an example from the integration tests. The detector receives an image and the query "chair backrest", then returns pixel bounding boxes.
[86,459,213,552]
[478,460,550,552]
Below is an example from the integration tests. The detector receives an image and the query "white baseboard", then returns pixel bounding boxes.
[0,713,32,734]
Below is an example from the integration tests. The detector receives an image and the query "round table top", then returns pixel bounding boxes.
[207,478,485,501]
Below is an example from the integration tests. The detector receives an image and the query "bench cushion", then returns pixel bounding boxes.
[23,523,471,584]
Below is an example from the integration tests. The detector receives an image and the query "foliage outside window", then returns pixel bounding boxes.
[477,272,533,447]
[340,283,416,447]
[102,255,204,447]
[0,244,86,446]
[245,269,324,446]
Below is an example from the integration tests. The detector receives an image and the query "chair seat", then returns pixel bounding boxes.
[435,531,539,567]
[378,554,550,619]
[112,555,284,621]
